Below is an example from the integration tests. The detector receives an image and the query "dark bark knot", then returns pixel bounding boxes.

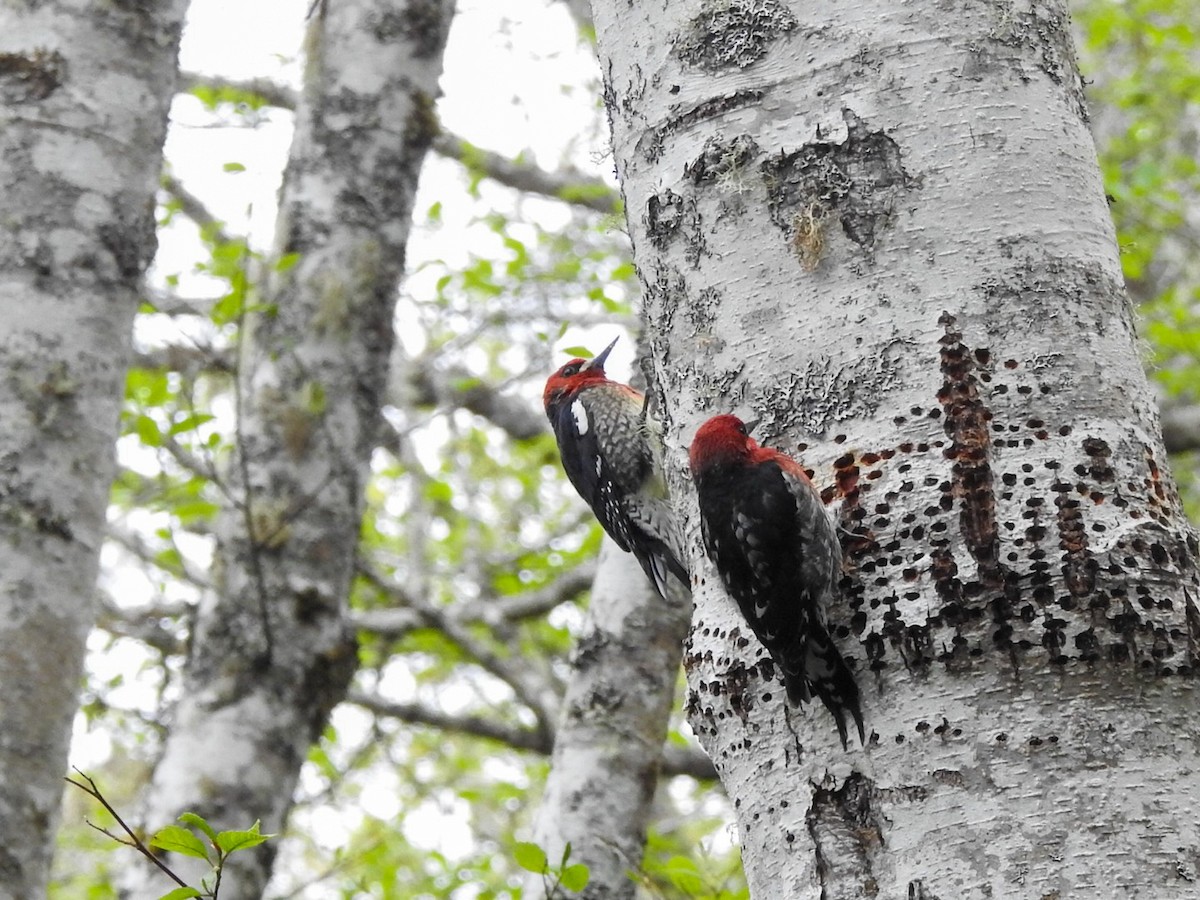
[0,49,65,103]
[807,772,884,896]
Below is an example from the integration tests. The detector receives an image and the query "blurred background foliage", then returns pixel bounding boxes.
[51,0,1200,896]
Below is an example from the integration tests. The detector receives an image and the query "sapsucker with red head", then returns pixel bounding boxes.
[688,414,864,748]
[543,337,688,599]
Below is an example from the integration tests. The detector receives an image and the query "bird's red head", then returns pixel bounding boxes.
[543,336,619,412]
[688,414,760,473]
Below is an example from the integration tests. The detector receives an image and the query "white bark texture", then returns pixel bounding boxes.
[527,539,691,899]
[124,2,454,898]
[0,2,185,895]
[592,0,1200,896]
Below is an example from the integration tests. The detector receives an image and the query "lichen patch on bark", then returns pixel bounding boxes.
[673,0,797,72]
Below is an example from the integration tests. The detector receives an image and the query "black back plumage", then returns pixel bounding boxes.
[695,455,864,747]
[546,384,688,598]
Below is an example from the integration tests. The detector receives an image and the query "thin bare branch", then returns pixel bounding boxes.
[95,590,188,656]
[178,71,619,215]
[105,522,212,590]
[65,770,189,889]
[358,563,561,736]
[179,69,299,110]
[431,133,619,214]
[162,172,234,245]
[400,361,549,441]
[348,689,716,779]
[348,690,547,752]
[351,561,595,637]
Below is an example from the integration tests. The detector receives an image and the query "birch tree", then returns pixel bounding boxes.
[122,1,455,896]
[526,540,692,899]
[0,3,186,896]
[590,0,1200,895]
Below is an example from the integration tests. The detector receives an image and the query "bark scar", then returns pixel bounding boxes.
[806,772,883,899]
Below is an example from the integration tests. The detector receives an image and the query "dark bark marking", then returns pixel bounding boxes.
[0,49,65,103]
[807,772,884,899]
[986,4,1088,123]
[684,134,761,186]
[638,90,764,163]
[370,0,449,57]
[674,0,797,72]
[761,110,914,252]
[645,189,683,248]
[1055,480,1097,602]
[937,313,1029,664]
[936,312,1003,586]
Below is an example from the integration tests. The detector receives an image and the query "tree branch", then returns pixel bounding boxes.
[351,561,595,637]
[161,172,234,245]
[105,522,212,590]
[431,133,619,214]
[397,361,548,441]
[94,591,188,656]
[178,70,299,110]
[358,563,561,738]
[178,71,620,215]
[348,689,715,779]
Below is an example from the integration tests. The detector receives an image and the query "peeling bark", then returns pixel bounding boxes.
[0,2,186,895]
[122,1,455,897]
[592,0,1200,895]
[527,540,692,898]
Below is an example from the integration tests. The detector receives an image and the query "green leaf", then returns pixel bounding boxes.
[560,863,590,892]
[134,415,162,447]
[150,825,210,862]
[169,413,215,436]
[157,889,202,900]
[223,161,246,173]
[274,252,301,273]
[215,820,274,854]
[560,346,592,359]
[513,841,548,874]
[178,812,218,844]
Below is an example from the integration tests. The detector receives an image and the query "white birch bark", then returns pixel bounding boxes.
[591,0,1200,895]
[527,539,691,899]
[0,3,185,895]
[124,2,455,897]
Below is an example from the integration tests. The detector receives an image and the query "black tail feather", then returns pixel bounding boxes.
[780,634,865,749]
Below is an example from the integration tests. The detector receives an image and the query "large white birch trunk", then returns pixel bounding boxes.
[527,540,691,898]
[124,2,454,897]
[591,0,1200,895]
[0,3,185,894]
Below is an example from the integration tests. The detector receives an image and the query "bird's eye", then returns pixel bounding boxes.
[561,362,582,377]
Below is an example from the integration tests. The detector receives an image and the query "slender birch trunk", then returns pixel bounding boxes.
[124,2,455,897]
[527,540,691,898]
[592,0,1200,895]
[0,3,185,895]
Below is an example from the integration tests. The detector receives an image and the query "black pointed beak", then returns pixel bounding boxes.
[743,418,761,435]
[585,336,620,371]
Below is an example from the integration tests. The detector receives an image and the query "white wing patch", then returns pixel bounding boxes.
[571,399,590,435]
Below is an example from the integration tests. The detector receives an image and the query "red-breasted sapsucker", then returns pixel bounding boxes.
[544,337,688,599]
[688,414,864,747]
